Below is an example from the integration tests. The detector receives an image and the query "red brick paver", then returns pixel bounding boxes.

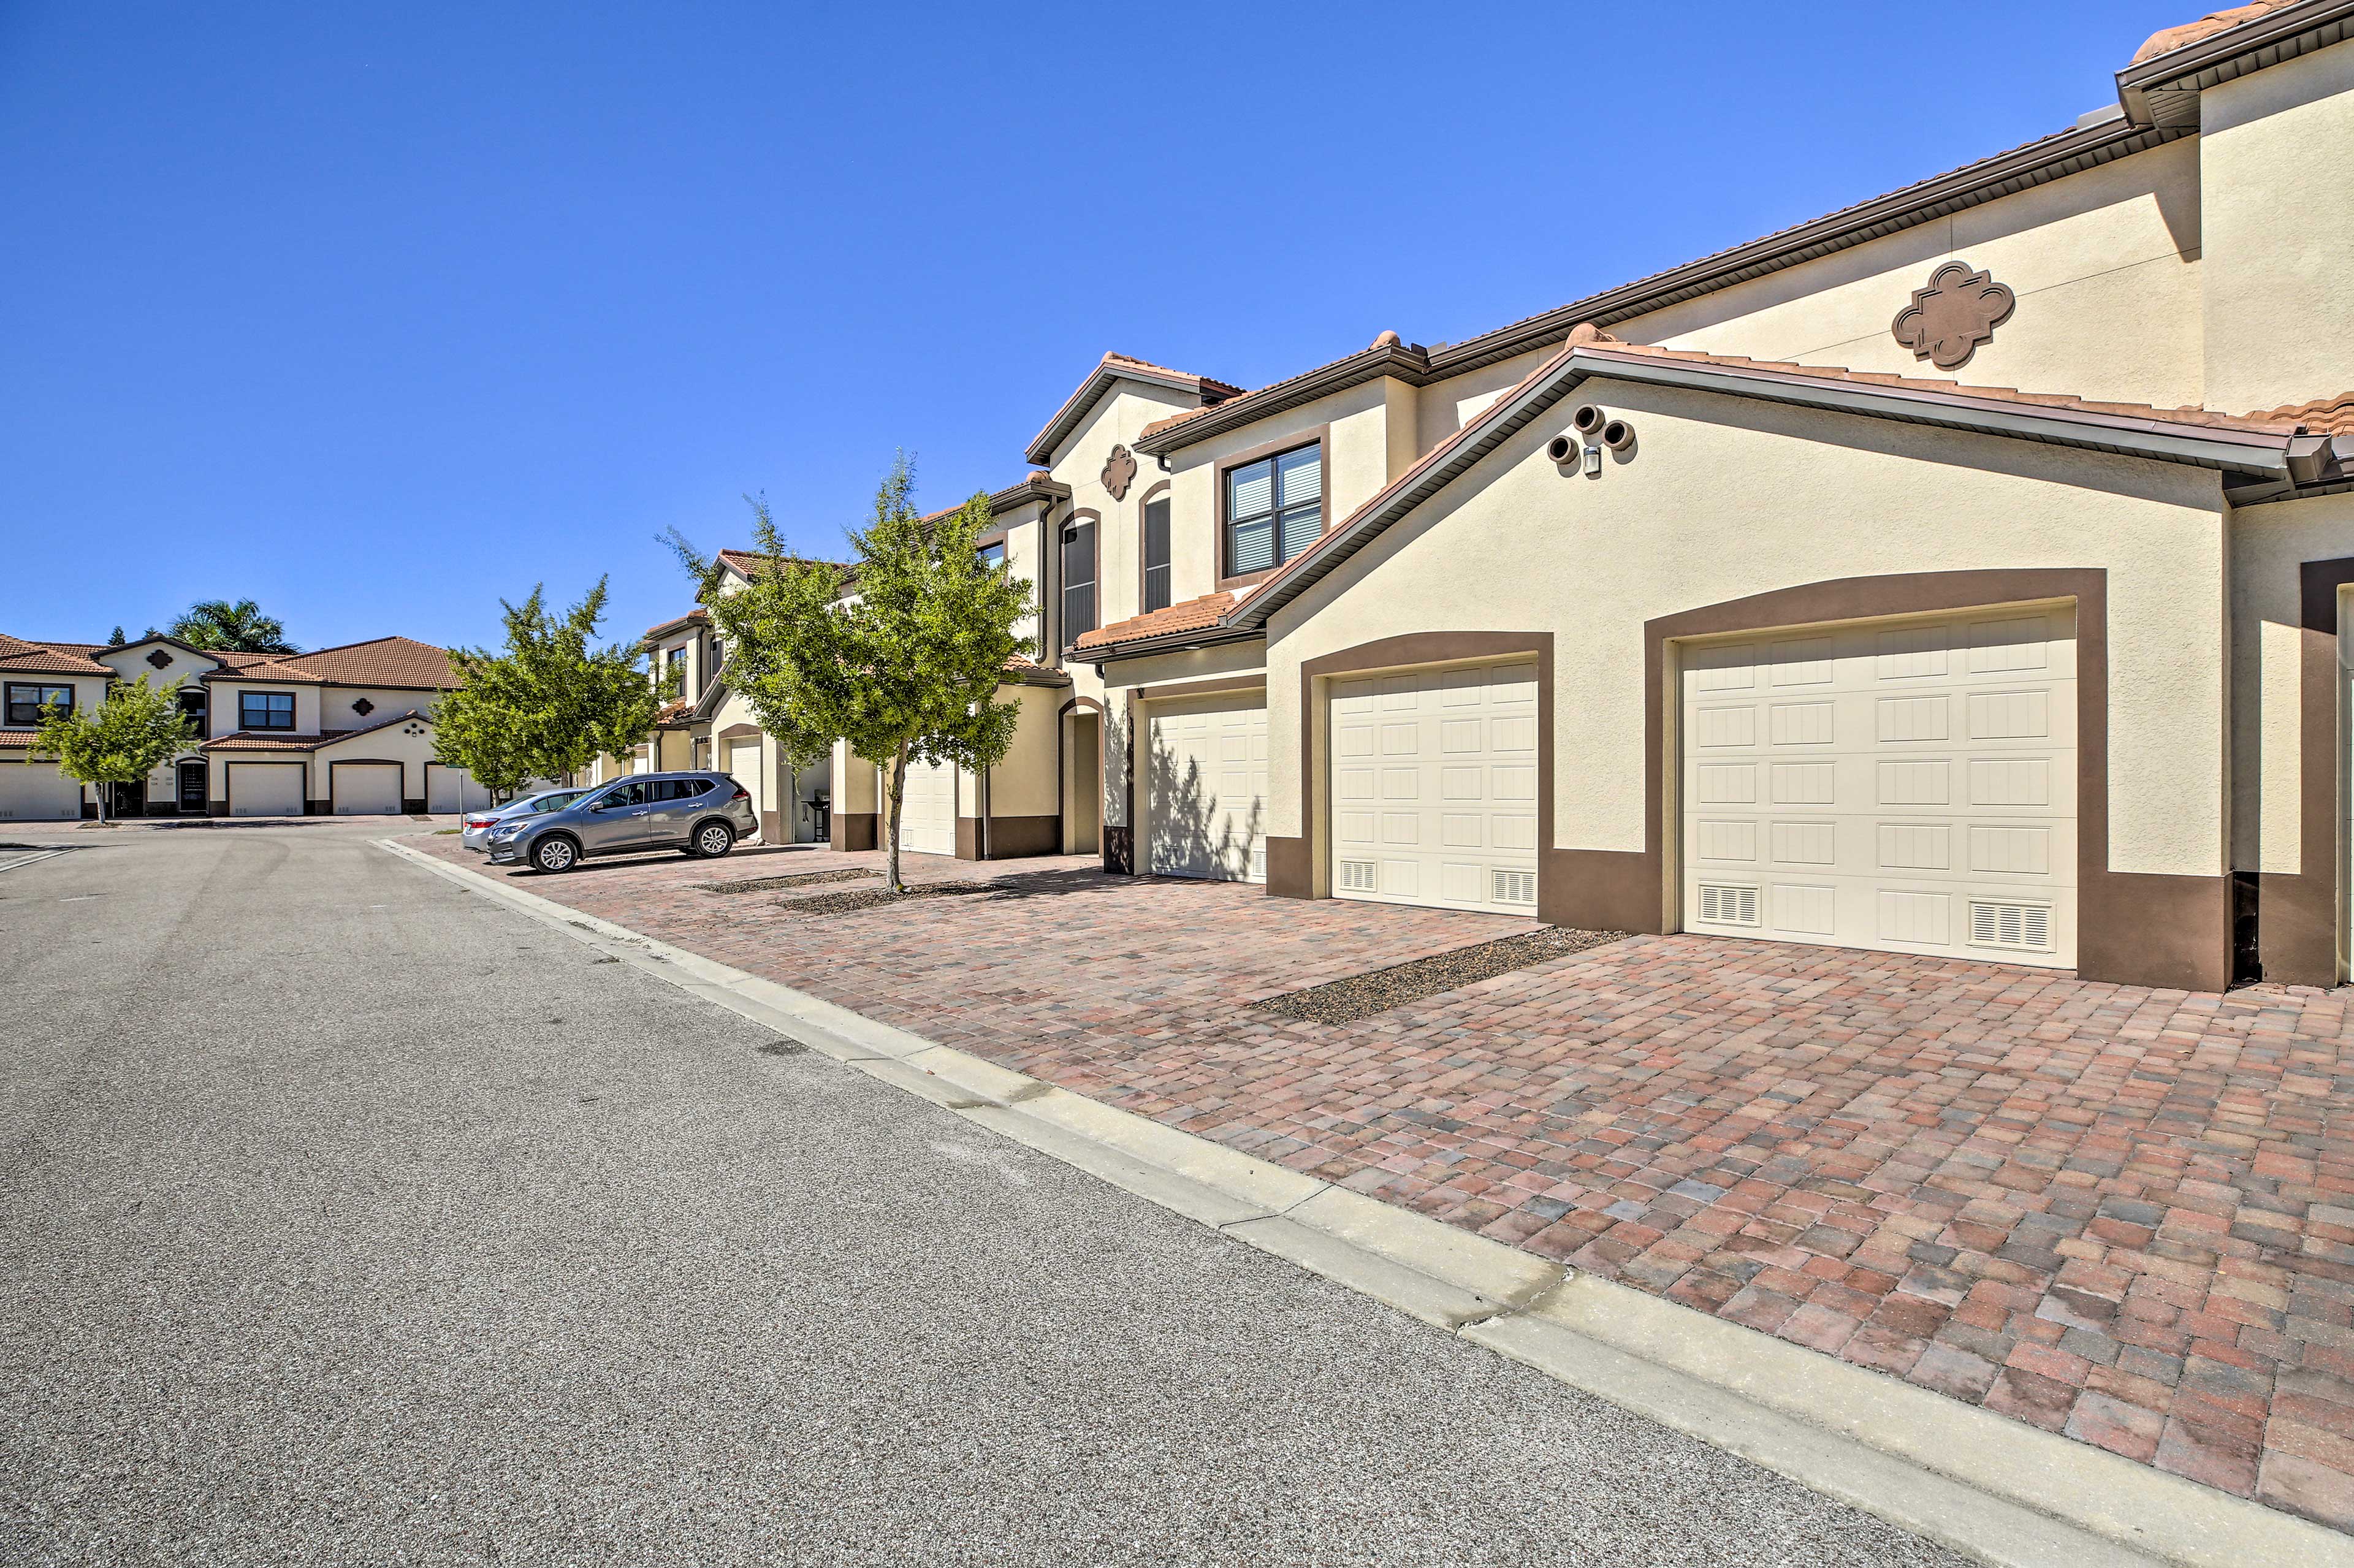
[414,835,2354,1532]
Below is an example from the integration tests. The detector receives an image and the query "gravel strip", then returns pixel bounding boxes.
[780,880,1004,918]
[1249,926,1631,1024]
[696,869,879,895]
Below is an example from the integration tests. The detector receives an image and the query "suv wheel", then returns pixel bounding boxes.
[531,835,579,873]
[688,821,735,859]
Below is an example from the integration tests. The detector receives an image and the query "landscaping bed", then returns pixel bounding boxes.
[1248,926,1631,1024]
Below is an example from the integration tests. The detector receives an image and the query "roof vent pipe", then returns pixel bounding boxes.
[1599,419,1636,452]
[1571,405,1606,436]
[1545,435,1577,465]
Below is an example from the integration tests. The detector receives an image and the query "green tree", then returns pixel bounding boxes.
[107,626,126,647]
[433,579,675,801]
[666,455,1034,892]
[26,677,197,826]
[170,598,297,654]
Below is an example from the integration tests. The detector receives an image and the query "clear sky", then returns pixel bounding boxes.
[1,0,2177,655]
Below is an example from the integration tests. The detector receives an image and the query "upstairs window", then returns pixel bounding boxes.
[240,691,295,730]
[1224,441,1322,579]
[4,682,72,726]
[177,688,207,721]
[975,540,1007,572]
[1061,519,1097,641]
[1142,496,1171,614]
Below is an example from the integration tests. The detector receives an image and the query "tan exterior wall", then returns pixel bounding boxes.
[211,680,322,737]
[2200,38,2354,413]
[321,686,443,729]
[1621,138,2206,409]
[1265,379,2228,884]
[985,684,1061,821]
[1414,349,1551,454]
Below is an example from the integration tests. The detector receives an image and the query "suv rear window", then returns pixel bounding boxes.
[649,778,711,802]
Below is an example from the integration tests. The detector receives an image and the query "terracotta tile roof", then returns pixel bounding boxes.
[0,635,112,676]
[653,698,694,726]
[0,728,42,748]
[1071,591,1239,653]
[276,636,458,689]
[2131,0,2298,63]
[2246,392,2354,438]
[201,655,322,684]
[1574,327,2299,434]
[1103,352,1245,398]
[715,549,850,580]
[202,708,430,752]
[1138,405,1219,441]
[645,606,709,638]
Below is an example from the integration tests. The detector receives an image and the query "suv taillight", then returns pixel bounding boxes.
[730,785,750,801]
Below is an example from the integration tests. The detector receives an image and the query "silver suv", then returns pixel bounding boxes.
[487,771,757,873]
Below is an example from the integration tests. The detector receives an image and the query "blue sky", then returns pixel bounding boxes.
[1,0,2176,654]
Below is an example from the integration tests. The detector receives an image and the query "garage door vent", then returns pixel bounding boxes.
[1249,845,1267,881]
[1490,868,1536,905]
[1338,858,1377,892]
[1698,883,1761,927]
[1970,899,2053,953]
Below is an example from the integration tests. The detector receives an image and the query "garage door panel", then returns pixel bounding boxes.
[1330,660,1537,915]
[0,766,85,820]
[229,763,306,817]
[899,758,956,857]
[1149,694,1267,881]
[1681,606,2075,967]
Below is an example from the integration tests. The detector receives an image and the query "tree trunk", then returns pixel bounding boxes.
[885,744,908,893]
[93,783,109,826]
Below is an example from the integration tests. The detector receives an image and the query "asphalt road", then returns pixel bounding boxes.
[0,821,1966,1566]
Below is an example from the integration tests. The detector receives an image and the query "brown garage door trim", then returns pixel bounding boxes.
[2264,557,2354,986]
[1268,633,1553,904]
[1563,568,2222,992]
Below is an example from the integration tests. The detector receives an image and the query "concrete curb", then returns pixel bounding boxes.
[377,838,2353,1568]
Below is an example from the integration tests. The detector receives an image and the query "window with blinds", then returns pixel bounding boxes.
[1143,497,1171,613]
[1062,519,1097,641]
[1225,441,1320,577]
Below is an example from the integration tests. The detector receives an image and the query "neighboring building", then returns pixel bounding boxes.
[0,633,477,819]
[657,2,2354,992]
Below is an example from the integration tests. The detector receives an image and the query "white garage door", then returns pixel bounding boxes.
[426,765,476,814]
[726,739,766,839]
[229,763,307,818]
[897,757,956,857]
[1329,661,1537,913]
[0,764,85,821]
[333,763,403,815]
[1146,692,1269,881]
[1680,605,2076,968]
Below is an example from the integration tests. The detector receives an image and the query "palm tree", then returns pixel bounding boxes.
[169,599,297,655]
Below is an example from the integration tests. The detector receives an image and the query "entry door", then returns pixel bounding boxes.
[1678,605,2077,967]
[898,758,956,856]
[1328,661,1537,913]
[1147,693,1268,881]
[178,761,207,813]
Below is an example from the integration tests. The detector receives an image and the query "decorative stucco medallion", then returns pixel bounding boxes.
[145,649,172,669]
[1892,261,2016,371]
[351,698,375,717]
[1101,443,1137,501]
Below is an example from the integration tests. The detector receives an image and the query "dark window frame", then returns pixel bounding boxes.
[1139,482,1173,615]
[1060,512,1099,648]
[1216,427,1329,592]
[4,682,74,727]
[239,690,297,731]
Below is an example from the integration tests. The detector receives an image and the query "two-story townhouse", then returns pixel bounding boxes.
[0,632,474,818]
[682,4,2353,994]
[1036,0,2354,994]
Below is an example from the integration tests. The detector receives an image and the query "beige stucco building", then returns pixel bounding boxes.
[658,2,2354,993]
[0,633,475,819]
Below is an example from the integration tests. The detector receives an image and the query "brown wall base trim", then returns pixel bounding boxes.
[982,814,1059,859]
[2256,870,2336,988]
[1541,848,1664,935]
[759,809,781,846]
[2079,872,2231,992]
[831,811,877,852]
[403,797,425,815]
[208,801,227,818]
[1103,824,1134,875]
[1264,835,1309,898]
[955,816,980,861]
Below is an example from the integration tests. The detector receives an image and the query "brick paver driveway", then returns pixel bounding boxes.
[410,833,2354,1532]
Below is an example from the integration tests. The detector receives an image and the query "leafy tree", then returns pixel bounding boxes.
[433,579,675,800]
[666,455,1034,892]
[170,598,297,655]
[26,676,197,825]
[107,626,126,647]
